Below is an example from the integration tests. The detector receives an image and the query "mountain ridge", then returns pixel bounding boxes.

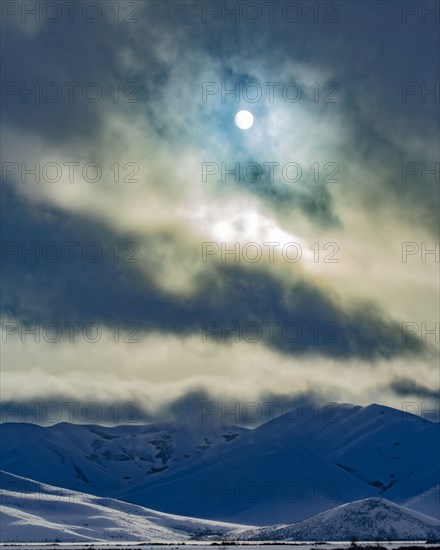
[1,402,438,526]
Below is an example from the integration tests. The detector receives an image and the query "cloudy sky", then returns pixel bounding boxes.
[1,0,439,424]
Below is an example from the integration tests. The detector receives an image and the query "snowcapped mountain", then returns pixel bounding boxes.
[122,428,378,525]
[237,498,440,541]
[121,403,440,524]
[255,403,439,503]
[0,421,247,497]
[1,402,438,529]
[0,470,250,543]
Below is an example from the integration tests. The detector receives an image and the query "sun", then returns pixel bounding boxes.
[234,110,254,130]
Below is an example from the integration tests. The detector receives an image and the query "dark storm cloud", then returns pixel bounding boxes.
[390,377,440,400]
[2,0,438,230]
[0,388,330,427]
[1,184,425,360]
[1,0,438,409]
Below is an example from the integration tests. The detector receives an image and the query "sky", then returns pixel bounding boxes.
[1,0,439,425]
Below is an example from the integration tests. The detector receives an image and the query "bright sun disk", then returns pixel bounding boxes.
[234,110,254,130]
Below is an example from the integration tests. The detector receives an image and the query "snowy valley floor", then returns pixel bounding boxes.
[1,543,440,550]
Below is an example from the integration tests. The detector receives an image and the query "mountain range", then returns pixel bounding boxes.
[1,402,439,541]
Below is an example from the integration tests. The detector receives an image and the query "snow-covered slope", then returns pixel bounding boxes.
[256,403,439,503]
[122,430,377,525]
[121,403,439,524]
[405,485,440,520]
[0,470,250,543]
[237,498,440,541]
[3,474,438,544]
[1,403,438,527]
[0,421,247,497]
